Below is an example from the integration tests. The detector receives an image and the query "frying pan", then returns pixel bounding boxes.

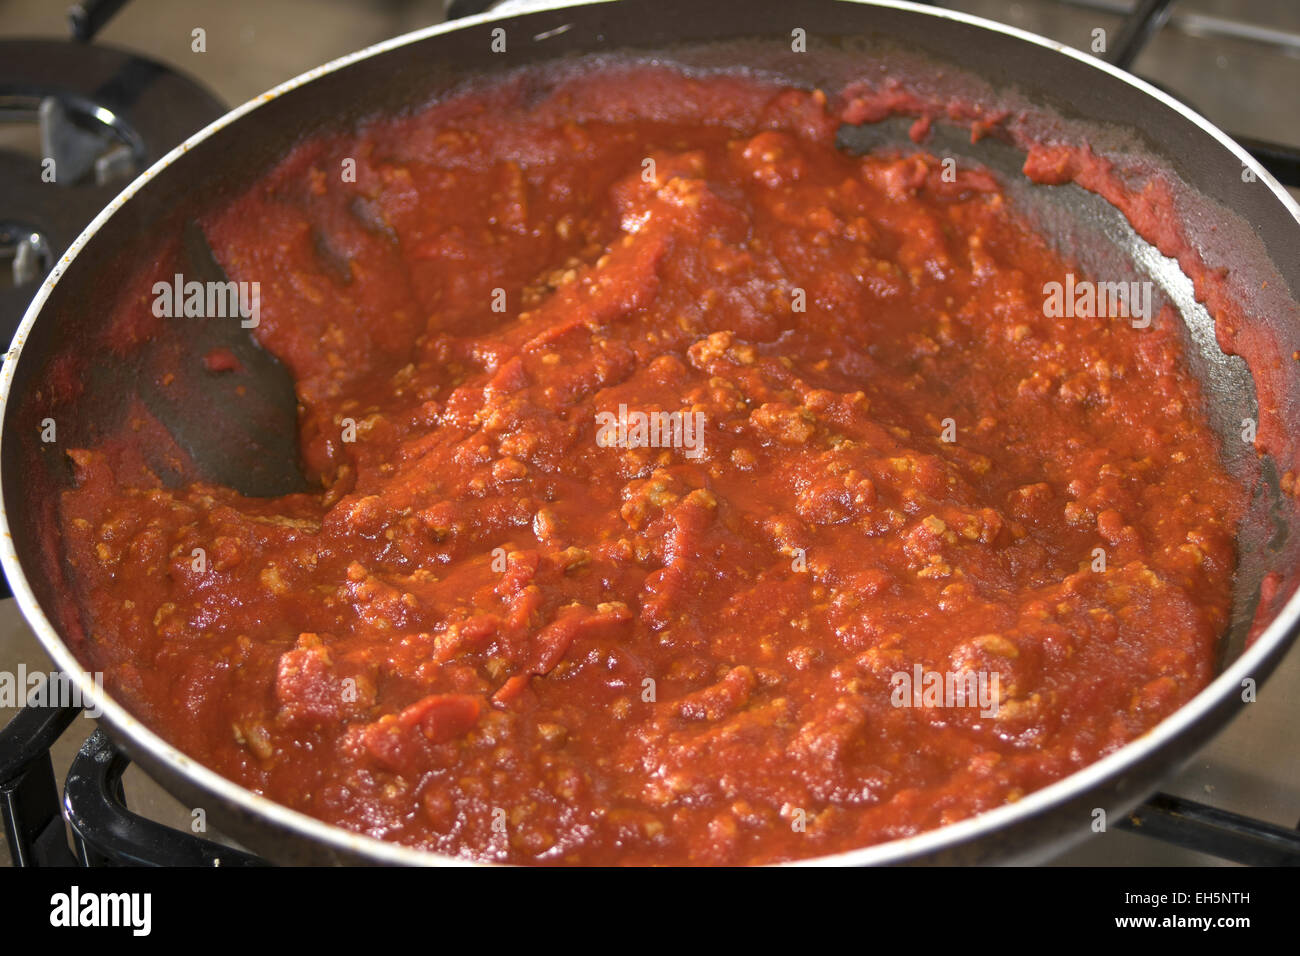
[3,0,1299,865]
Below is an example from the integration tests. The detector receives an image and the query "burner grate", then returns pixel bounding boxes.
[63,730,264,867]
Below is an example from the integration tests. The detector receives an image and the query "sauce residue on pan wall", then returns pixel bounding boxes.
[58,65,1244,864]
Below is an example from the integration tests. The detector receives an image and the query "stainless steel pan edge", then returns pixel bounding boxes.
[1,0,1298,866]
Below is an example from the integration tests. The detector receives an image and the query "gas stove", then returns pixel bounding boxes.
[1,0,1298,869]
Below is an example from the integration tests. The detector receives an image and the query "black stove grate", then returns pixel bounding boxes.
[62,730,264,867]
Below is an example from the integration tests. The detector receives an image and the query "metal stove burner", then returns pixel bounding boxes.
[0,39,226,345]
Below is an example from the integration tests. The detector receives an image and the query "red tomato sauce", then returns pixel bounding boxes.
[59,65,1244,864]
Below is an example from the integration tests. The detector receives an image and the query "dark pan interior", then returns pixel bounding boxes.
[4,0,1299,764]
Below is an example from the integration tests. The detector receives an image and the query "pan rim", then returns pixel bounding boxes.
[2,0,1298,867]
